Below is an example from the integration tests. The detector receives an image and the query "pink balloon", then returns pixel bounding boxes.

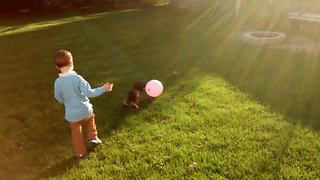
[145,80,163,97]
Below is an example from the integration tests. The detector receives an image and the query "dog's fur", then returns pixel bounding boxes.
[122,82,146,108]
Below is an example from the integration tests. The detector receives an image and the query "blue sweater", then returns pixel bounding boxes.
[54,71,105,122]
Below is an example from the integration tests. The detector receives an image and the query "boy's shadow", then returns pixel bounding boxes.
[37,144,101,179]
[37,157,78,179]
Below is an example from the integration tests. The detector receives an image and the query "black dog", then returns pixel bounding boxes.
[122,82,146,109]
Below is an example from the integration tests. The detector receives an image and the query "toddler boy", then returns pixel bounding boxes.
[54,50,113,159]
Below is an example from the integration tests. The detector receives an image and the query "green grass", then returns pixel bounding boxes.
[56,75,320,179]
[1,3,320,179]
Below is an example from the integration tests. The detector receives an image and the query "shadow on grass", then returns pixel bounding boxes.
[37,157,79,179]
[200,42,320,130]
[38,144,106,179]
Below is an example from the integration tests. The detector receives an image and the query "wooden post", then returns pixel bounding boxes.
[236,0,241,17]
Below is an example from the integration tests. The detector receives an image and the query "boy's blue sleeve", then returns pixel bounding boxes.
[54,81,64,104]
[78,76,105,98]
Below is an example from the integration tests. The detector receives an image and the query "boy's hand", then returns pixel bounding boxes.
[104,83,114,92]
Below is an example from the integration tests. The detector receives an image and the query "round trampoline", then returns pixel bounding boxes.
[243,31,286,45]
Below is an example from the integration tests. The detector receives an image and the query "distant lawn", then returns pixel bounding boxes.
[1,4,320,179]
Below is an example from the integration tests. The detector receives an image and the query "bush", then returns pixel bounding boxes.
[0,0,170,14]
[0,0,115,14]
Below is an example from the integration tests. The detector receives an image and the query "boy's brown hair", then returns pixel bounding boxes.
[54,50,73,68]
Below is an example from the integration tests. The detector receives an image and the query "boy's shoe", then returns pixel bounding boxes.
[88,137,102,145]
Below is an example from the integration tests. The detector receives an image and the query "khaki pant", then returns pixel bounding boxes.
[69,114,98,156]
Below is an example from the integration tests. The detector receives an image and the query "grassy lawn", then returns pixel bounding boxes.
[1,3,320,179]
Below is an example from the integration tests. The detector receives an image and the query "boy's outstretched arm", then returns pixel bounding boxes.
[79,76,111,98]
